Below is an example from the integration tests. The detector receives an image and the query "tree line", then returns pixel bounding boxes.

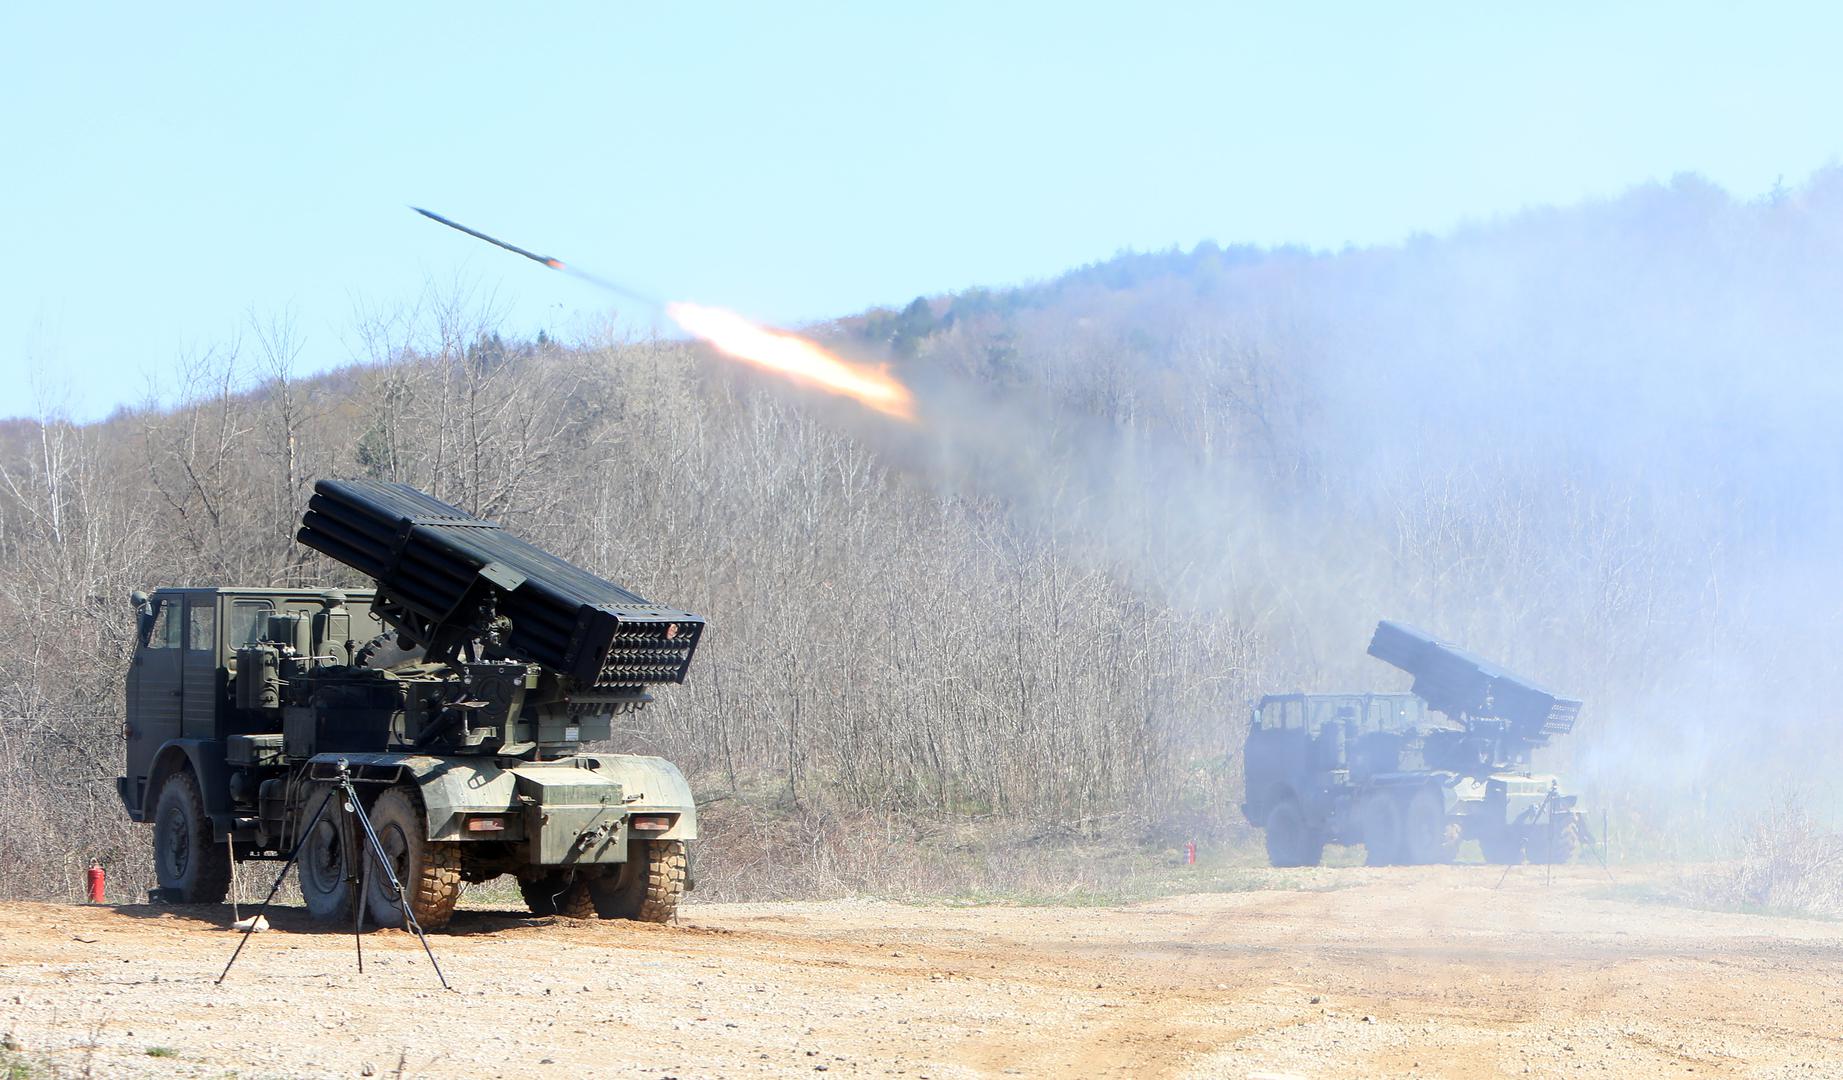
[5,170,1843,899]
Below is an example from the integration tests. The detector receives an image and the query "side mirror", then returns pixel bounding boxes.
[131,590,154,644]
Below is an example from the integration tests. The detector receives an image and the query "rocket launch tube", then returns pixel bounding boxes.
[297,479,703,688]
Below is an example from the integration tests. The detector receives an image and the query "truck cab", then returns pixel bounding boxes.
[119,587,378,826]
[1242,692,1430,833]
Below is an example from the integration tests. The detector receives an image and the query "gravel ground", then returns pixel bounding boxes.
[1,865,1839,1078]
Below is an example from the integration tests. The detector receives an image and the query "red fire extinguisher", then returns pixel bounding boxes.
[86,864,105,904]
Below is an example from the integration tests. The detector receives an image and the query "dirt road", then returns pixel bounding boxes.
[0,866,1837,1078]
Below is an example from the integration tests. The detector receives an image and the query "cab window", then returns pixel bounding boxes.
[145,598,182,650]
[186,603,216,653]
[229,600,275,648]
[1329,701,1359,731]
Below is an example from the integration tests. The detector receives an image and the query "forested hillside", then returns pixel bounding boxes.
[4,170,1842,899]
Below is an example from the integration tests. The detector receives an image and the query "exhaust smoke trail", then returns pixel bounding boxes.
[413,207,916,422]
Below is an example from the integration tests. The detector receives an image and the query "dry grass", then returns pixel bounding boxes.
[1695,794,1843,919]
[684,795,1296,905]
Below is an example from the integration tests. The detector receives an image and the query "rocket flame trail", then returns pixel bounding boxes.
[664,302,916,421]
[414,207,917,422]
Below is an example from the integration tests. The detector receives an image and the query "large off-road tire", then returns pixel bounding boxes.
[588,839,687,923]
[519,873,596,918]
[153,771,232,903]
[1263,800,1324,868]
[299,786,360,923]
[1530,819,1582,865]
[1402,788,1459,865]
[362,787,461,930]
[1479,825,1525,865]
[1358,794,1404,867]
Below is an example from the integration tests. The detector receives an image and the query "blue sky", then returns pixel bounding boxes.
[3,1,1839,420]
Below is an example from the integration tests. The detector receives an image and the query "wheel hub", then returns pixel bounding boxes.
[305,821,341,885]
[157,805,189,879]
[376,825,409,902]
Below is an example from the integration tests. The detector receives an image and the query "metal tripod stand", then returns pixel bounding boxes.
[217,759,450,989]
[1491,785,1615,890]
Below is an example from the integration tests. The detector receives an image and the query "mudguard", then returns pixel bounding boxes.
[1482,772,1575,826]
[306,751,697,862]
[137,739,234,832]
[579,753,699,840]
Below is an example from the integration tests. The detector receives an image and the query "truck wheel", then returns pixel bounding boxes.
[1531,819,1582,865]
[589,839,687,923]
[299,786,358,923]
[1357,794,1403,866]
[1402,789,1458,865]
[1479,826,1525,865]
[362,787,461,930]
[1263,800,1323,867]
[153,771,232,903]
[519,873,595,918]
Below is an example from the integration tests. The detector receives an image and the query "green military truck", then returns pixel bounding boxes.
[119,480,705,928]
[1241,622,1591,867]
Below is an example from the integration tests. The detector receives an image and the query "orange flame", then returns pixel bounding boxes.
[666,301,916,422]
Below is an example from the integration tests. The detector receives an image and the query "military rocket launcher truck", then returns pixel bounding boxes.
[1242,620,1591,868]
[118,479,705,928]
